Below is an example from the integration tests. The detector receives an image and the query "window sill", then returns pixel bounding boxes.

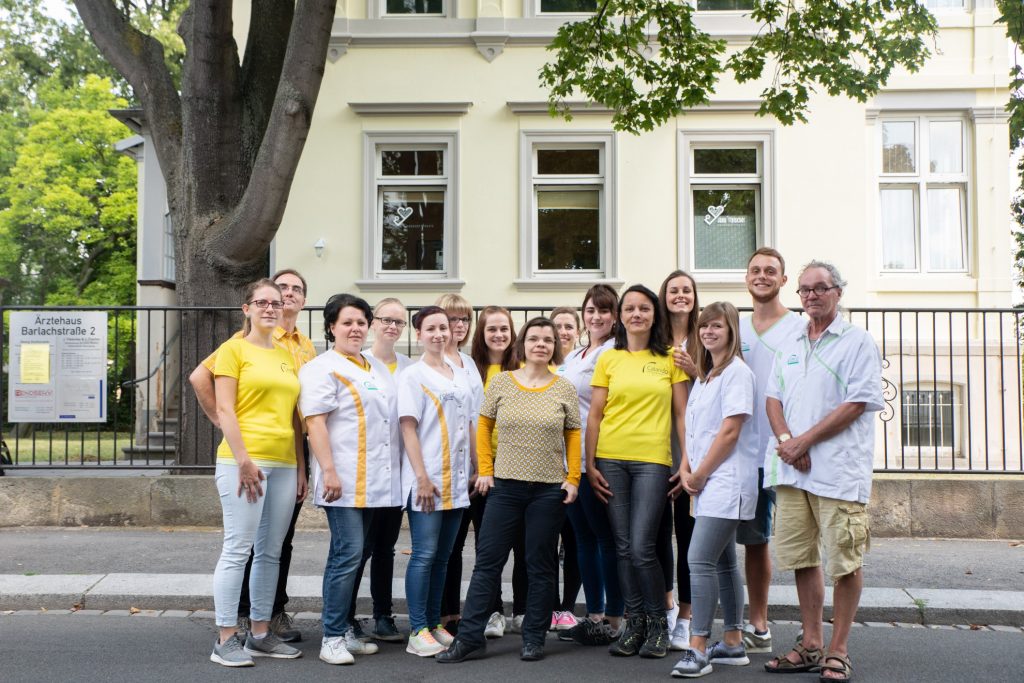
[512,277,625,292]
[355,278,465,292]
[869,275,976,293]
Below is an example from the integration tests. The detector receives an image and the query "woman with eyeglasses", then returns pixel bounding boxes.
[209,278,305,667]
[344,297,414,644]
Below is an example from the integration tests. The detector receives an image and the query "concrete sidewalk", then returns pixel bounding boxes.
[2,527,1022,627]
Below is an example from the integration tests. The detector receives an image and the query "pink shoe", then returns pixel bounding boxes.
[551,611,579,631]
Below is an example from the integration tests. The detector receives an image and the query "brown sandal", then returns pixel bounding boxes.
[818,652,853,682]
[764,643,823,673]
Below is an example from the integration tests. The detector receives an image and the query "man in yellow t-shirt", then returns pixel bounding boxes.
[189,269,316,642]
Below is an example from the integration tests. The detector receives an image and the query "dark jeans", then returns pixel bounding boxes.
[599,459,671,617]
[457,479,565,647]
[558,516,581,611]
[239,440,309,618]
[566,474,624,616]
[348,505,404,620]
[442,493,528,617]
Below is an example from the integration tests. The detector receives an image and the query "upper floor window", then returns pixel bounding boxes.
[363,133,457,280]
[519,132,615,281]
[878,116,968,273]
[922,0,965,9]
[537,0,597,12]
[373,0,453,17]
[679,132,773,276]
[696,0,753,9]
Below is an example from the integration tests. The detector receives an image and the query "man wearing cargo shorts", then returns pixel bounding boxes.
[762,260,883,681]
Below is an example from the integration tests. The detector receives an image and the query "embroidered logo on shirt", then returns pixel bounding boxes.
[740,342,750,352]
[786,354,799,365]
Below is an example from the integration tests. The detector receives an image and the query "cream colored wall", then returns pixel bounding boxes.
[229,4,1016,310]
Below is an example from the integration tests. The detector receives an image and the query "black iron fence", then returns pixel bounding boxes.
[1,305,1021,474]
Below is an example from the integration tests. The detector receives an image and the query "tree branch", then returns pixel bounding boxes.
[206,0,337,265]
[73,0,182,194]
[240,0,294,174]
[179,0,244,213]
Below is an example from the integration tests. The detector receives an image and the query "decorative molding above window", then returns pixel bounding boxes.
[349,102,473,116]
[507,99,762,115]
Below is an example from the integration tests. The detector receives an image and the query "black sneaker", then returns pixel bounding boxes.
[639,614,669,658]
[269,612,301,643]
[371,615,404,642]
[561,618,617,645]
[349,618,371,642]
[608,614,646,656]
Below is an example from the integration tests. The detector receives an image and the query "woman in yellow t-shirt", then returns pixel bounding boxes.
[586,284,689,660]
[210,278,305,667]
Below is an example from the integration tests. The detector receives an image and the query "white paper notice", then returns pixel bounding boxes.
[8,312,108,423]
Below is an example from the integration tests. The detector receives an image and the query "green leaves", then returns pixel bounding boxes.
[542,0,936,131]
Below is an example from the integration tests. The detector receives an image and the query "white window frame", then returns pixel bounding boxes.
[362,132,459,282]
[692,0,754,12]
[900,383,963,458]
[517,131,616,285]
[370,0,454,18]
[677,130,774,282]
[524,0,598,18]
[877,114,970,275]
[162,209,175,282]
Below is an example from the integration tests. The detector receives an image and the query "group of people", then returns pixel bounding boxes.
[192,248,883,683]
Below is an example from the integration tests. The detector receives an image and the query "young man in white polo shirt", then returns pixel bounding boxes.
[736,248,805,655]
[762,261,883,682]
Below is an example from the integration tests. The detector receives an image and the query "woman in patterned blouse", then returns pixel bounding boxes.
[436,317,583,664]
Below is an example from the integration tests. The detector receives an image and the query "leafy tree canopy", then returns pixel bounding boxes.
[0,76,137,305]
[541,0,937,133]
[997,0,1024,293]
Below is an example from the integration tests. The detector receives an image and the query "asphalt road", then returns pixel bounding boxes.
[3,527,1022,591]
[2,615,1021,683]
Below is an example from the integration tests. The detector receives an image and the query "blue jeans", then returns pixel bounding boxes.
[322,506,374,637]
[566,475,624,617]
[213,463,297,626]
[599,459,670,617]
[407,505,464,632]
[349,505,404,620]
[688,516,743,637]
[458,479,566,647]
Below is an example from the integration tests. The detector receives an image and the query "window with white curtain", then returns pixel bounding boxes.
[878,116,968,274]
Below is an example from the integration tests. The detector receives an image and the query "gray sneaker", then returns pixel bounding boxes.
[243,631,303,659]
[210,633,255,667]
[706,640,750,666]
[741,623,772,654]
[270,612,302,643]
[671,648,712,678]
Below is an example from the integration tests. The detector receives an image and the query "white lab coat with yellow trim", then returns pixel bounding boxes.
[298,350,403,508]
[397,360,474,512]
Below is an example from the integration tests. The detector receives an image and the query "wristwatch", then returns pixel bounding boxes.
[778,433,792,443]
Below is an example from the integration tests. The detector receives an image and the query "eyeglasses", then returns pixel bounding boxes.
[247,299,284,310]
[448,316,471,325]
[377,317,407,329]
[796,285,840,298]
[276,284,305,295]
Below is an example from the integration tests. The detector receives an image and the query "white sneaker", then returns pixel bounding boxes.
[667,601,679,634]
[407,628,445,657]
[741,623,773,654]
[509,614,524,634]
[431,625,455,647]
[670,618,691,651]
[484,612,506,638]
[320,636,354,665]
[344,627,379,655]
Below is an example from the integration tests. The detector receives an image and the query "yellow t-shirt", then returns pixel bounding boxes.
[202,327,316,373]
[214,338,300,467]
[591,348,688,466]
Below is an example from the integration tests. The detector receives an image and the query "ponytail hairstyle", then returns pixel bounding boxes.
[694,301,742,382]
[241,278,281,335]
